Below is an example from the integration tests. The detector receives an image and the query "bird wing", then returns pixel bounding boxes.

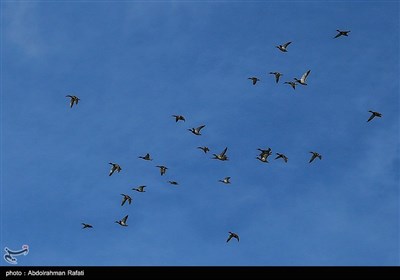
[221,147,228,156]
[283,41,292,48]
[367,114,375,122]
[197,125,206,132]
[334,32,341,38]
[309,154,317,163]
[276,74,280,83]
[252,78,257,85]
[121,196,127,206]
[301,70,311,82]
[226,235,232,243]
[122,215,128,223]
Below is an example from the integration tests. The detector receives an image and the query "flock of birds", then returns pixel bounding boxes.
[68,28,383,244]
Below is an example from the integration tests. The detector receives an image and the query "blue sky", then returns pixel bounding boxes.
[1,0,399,266]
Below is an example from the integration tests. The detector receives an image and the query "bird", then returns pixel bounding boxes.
[276,41,292,52]
[168,181,179,185]
[258,147,272,157]
[294,70,311,85]
[334,29,350,38]
[66,95,80,108]
[172,115,186,122]
[367,110,382,122]
[219,177,231,184]
[156,165,168,176]
[81,223,93,229]
[115,215,129,227]
[275,153,288,163]
[256,154,269,163]
[132,185,146,192]
[248,77,260,85]
[138,153,152,161]
[226,231,239,243]
[188,125,206,135]
[212,147,228,161]
[309,152,322,163]
[197,146,210,153]
[108,162,122,176]
[269,72,283,83]
[120,194,132,206]
[284,81,297,90]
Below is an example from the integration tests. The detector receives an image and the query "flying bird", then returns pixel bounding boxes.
[309,152,322,163]
[284,81,297,90]
[132,185,146,192]
[197,146,210,153]
[219,177,231,184]
[172,115,186,122]
[294,70,311,86]
[138,153,152,161]
[120,194,132,206]
[188,125,206,135]
[276,41,292,52]
[334,29,351,38]
[115,215,129,227]
[212,147,229,161]
[156,165,168,176]
[269,72,283,83]
[275,153,288,163]
[367,110,382,122]
[81,223,93,229]
[108,162,122,176]
[66,95,80,108]
[256,154,269,163]
[248,77,260,85]
[168,181,179,185]
[226,231,239,243]
[257,148,272,163]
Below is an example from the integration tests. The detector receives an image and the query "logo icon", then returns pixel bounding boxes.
[4,245,29,265]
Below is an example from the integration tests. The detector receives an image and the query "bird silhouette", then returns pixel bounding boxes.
[248,77,260,85]
[115,215,129,226]
[188,125,206,135]
[108,162,122,176]
[334,29,350,38]
[120,194,132,206]
[276,41,292,52]
[367,110,382,122]
[309,152,322,163]
[172,115,186,122]
[226,231,239,243]
[132,185,146,192]
[81,223,93,229]
[66,95,80,108]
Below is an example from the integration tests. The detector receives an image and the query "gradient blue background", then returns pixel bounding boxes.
[1,0,399,266]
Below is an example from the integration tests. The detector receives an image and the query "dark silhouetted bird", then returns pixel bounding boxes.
[168,181,179,185]
[172,115,186,122]
[334,29,350,38]
[138,153,152,161]
[276,41,292,52]
[219,177,231,184]
[248,77,260,85]
[367,110,382,122]
[156,165,168,176]
[66,95,80,108]
[227,231,239,243]
[197,146,210,153]
[115,215,129,227]
[284,81,297,90]
[269,72,283,83]
[188,125,206,135]
[309,152,322,163]
[120,194,132,206]
[109,162,122,176]
[275,153,288,163]
[132,185,146,192]
[213,147,228,161]
[81,223,93,229]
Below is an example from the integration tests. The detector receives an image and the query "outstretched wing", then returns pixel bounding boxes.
[221,147,228,156]
[283,41,292,48]
[122,215,128,223]
[309,153,317,163]
[226,235,233,243]
[367,114,375,122]
[301,70,311,83]
[197,125,206,132]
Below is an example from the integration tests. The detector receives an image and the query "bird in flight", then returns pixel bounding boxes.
[172,115,186,122]
[156,165,168,176]
[138,153,152,161]
[284,81,297,90]
[269,72,283,83]
[168,181,179,185]
[120,194,132,206]
[248,77,260,85]
[132,185,146,192]
[294,70,311,86]
[226,231,239,243]
[81,223,93,229]
[115,215,129,227]
[275,153,288,163]
[276,41,292,52]
[334,29,351,38]
[66,95,80,108]
[309,152,322,163]
[219,177,231,184]
[212,147,229,161]
[188,125,206,135]
[367,110,382,122]
[197,146,210,153]
[108,162,122,176]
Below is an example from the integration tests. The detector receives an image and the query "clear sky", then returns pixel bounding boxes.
[1,0,399,266]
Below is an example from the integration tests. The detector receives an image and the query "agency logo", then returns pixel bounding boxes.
[3,245,29,265]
